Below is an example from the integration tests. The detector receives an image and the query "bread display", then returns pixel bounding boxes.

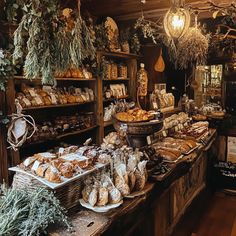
[115,107,154,122]
[82,174,123,207]
[152,136,198,162]
[104,83,128,99]
[16,84,95,108]
[18,145,113,184]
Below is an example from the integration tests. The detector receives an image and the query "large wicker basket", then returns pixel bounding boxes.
[12,166,106,210]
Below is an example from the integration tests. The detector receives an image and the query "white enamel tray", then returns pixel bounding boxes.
[79,199,123,213]
[9,163,106,190]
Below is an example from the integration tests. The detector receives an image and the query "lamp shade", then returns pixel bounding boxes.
[163,7,190,39]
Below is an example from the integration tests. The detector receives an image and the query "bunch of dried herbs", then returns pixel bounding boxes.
[0,49,15,91]
[130,33,141,54]
[175,27,210,69]
[0,185,72,236]
[134,16,163,44]
[94,23,109,50]
[10,0,95,84]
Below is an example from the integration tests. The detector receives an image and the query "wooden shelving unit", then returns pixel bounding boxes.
[96,50,138,142]
[3,50,138,181]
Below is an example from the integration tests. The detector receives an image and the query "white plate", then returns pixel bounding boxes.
[79,199,123,213]
[9,163,106,190]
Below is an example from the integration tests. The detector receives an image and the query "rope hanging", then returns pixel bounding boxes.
[7,100,37,151]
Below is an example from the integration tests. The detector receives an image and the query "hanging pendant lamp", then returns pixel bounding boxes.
[163,0,190,39]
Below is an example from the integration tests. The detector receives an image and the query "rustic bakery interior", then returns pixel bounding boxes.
[0,0,236,235]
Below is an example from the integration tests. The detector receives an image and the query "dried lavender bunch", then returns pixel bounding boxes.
[0,185,72,236]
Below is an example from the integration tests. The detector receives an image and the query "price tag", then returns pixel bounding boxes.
[153,101,158,110]
[147,135,152,145]
[31,160,41,172]
[120,124,128,132]
[58,148,64,156]
[162,130,167,137]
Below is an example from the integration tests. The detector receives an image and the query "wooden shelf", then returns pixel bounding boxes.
[103,78,130,81]
[23,125,98,147]
[57,125,98,139]
[97,50,141,59]
[104,120,113,127]
[103,96,130,103]
[14,76,96,82]
[23,101,96,111]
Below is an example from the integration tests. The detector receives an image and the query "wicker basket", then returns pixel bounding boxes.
[12,166,106,210]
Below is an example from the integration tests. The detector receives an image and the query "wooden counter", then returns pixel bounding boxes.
[50,129,217,236]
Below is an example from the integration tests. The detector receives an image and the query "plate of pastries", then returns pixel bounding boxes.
[115,108,155,123]
[9,145,108,189]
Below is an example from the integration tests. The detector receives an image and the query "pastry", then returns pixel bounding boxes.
[88,188,98,207]
[157,149,179,161]
[97,187,109,206]
[45,166,61,183]
[82,186,92,203]
[108,187,122,204]
[36,163,49,177]
[58,162,74,178]
[34,152,57,162]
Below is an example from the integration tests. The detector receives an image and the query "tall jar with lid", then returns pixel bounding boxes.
[137,63,148,97]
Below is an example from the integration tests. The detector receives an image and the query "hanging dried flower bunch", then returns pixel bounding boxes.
[10,0,95,84]
[175,27,210,69]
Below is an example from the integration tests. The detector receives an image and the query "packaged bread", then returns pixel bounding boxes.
[114,164,130,196]
[134,161,147,191]
[88,187,98,207]
[97,185,109,206]
[109,187,122,204]
[45,166,61,183]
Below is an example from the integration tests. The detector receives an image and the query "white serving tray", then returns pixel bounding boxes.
[79,199,123,213]
[9,163,106,190]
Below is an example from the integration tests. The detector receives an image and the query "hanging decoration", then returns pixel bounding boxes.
[9,0,95,85]
[174,14,210,69]
[163,0,190,40]
[7,101,36,151]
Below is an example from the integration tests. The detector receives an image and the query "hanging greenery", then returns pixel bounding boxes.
[94,23,109,50]
[134,16,164,44]
[0,185,72,236]
[8,0,95,84]
[175,27,210,69]
[0,49,15,91]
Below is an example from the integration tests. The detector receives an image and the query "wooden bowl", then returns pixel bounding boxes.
[113,117,163,147]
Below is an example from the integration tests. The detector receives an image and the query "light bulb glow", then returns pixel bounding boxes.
[163,7,190,39]
[171,15,184,29]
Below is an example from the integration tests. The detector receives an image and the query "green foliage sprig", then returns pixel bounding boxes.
[0,49,15,91]
[0,184,72,236]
